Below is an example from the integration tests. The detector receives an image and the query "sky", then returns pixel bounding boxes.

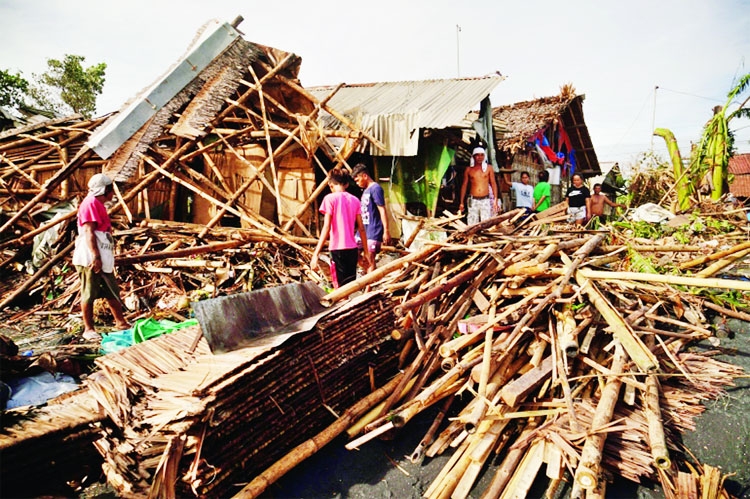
[2,0,749,170]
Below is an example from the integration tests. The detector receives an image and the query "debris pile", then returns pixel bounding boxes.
[87,289,397,498]
[238,207,749,499]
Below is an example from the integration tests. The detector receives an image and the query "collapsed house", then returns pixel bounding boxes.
[2,15,748,499]
[0,17,376,246]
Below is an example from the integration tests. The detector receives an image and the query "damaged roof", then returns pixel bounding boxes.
[492,94,601,175]
[308,75,505,156]
[87,20,247,161]
[729,152,750,197]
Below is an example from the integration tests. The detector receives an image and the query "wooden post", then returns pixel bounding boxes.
[576,270,660,373]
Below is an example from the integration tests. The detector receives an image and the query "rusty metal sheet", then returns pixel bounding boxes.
[192,281,327,353]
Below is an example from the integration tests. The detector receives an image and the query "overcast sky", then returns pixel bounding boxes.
[2,0,749,169]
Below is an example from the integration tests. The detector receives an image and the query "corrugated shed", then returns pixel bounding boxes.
[308,75,504,156]
[491,94,601,175]
[729,153,750,197]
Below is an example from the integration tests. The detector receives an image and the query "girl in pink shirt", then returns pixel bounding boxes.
[311,168,369,288]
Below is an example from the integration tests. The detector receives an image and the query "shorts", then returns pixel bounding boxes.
[77,266,120,304]
[467,197,494,225]
[358,239,382,255]
[567,206,587,222]
[330,248,358,288]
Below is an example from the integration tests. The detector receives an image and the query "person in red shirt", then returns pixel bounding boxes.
[72,174,130,341]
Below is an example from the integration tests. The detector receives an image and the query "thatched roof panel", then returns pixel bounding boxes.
[492,94,600,174]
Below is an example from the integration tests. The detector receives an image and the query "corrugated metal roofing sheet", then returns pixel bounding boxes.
[87,20,241,159]
[309,75,504,156]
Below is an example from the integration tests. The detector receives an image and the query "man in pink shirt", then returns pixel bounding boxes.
[310,167,369,288]
[72,173,130,341]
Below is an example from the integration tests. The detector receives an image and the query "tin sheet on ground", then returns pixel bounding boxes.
[192,281,330,353]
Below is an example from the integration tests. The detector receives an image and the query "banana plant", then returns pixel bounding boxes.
[654,127,692,211]
[691,73,750,200]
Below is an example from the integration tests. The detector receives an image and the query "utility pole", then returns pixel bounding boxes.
[456,24,461,78]
[650,85,659,151]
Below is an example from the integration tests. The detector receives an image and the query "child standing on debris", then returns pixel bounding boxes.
[311,167,370,288]
[351,163,390,272]
[533,170,551,213]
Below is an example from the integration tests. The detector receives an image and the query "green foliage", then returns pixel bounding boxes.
[627,247,659,274]
[612,220,662,240]
[695,288,748,310]
[28,54,106,118]
[0,69,29,108]
[689,73,750,200]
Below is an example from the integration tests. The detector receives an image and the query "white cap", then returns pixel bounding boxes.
[88,173,113,197]
[472,147,486,156]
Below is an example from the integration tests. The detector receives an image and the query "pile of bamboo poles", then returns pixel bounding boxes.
[85,291,398,498]
[236,209,748,499]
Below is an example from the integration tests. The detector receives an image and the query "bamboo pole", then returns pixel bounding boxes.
[576,271,659,373]
[235,373,404,498]
[320,243,441,307]
[577,267,750,292]
[408,394,455,463]
[555,305,579,358]
[498,439,546,499]
[482,419,537,499]
[695,247,750,278]
[452,418,509,499]
[394,262,494,316]
[403,218,426,250]
[574,342,628,490]
[700,299,750,322]
[116,239,250,265]
[678,240,750,269]
[248,64,283,221]
[644,375,671,470]
[112,181,133,225]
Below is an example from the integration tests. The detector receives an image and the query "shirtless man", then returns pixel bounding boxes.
[590,183,625,224]
[458,147,501,225]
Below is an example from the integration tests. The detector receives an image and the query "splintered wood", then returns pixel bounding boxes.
[241,214,744,499]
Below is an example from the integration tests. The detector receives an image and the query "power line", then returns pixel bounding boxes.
[610,87,655,152]
[656,87,724,103]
